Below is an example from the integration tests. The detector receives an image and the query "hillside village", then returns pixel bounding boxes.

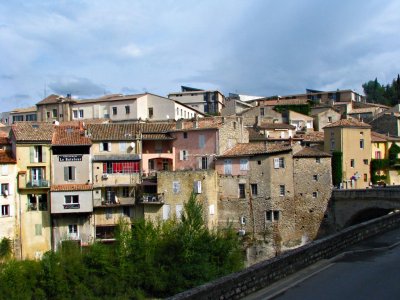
[0,86,399,261]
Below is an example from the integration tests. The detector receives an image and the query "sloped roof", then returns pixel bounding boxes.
[12,122,54,142]
[295,131,325,143]
[87,123,175,141]
[51,183,93,192]
[52,125,92,146]
[218,142,292,158]
[293,147,331,158]
[258,122,296,130]
[323,119,371,129]
[371,131,389,142]
[258,99,309,106]
[0,150,16,164]
[36,94,75,105]
[348,107,377,114]
[10,106,37,113]
[75,93,145,104]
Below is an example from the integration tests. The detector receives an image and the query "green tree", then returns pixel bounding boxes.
[362,78,387,104]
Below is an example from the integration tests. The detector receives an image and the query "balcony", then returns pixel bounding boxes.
[26,180,49,189]
[138,193,164,205]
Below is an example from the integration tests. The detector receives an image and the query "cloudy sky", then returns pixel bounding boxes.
[1,0,400,111]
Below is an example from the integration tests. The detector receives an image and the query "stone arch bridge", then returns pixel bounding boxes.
[331,187,400,228]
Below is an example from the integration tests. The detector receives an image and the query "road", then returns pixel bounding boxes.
[245,226,400,300]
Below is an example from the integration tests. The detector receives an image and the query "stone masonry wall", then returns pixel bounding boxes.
[169,212,400,300]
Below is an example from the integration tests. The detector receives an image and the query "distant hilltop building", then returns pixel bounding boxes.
[168,86,225,115]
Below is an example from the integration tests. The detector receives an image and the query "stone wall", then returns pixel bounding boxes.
[169,211,400,300]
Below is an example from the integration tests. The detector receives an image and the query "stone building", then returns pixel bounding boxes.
[310,107,341,131]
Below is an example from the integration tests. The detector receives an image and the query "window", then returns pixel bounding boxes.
[112,107,117,115]
[31,145,45,163]
[316,157,321,163]
[26,114,37,121]
[52,109,57,118]
[201,156,208,170]
[224,159,232,175]
[179,150,188,161]
[125,105,130,114]
[122,187,130,197]
[258,160,262,165]
[46,111,50,119]
[64,166,76,181]
[274,157,285,169]
[360,139,364,149]
[330,140,335,150]
[363,159,369,165]
[30,167,45,185]
[239,184,246,198]
[148,107,154,118]
[313,175,318,181]
[328,116,332,123]
[73,110,78,119]
[350,159,355,168]
[240,159,249,171]
[251,184,258,196]
[1,165,8,176]
[122,206,130,217]
[35,224,42,236]
[199,135,205,148]
[312,192,318,198]
[183,132,188,139]
[173,181,180,193]
[79,109,84,118]
[260,107,265,116]
[103,161,140,174]
[375,151,381,159]
[100,142,111,152]
[279,185,285,196]
[28,194,47,211]
[65,195,79,204]
[364,173,368,182]
[1,183,9,196]
[1,205,9,216]
[266,210,280,222]
[68,224,78,238]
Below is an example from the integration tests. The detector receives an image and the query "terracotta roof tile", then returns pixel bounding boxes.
[293,147,331,158]
[348,107,377,114]
[37,94,75,105]
[258,122,296,130]
[295,131,325,143]
[258,99,309,106]
[323,119,371,129]
[12,122,54,142]
[51,183,93,192]
[0,151,16,164]
[52,125,92,146]
[87,123,175,141]
[218,142,292,157]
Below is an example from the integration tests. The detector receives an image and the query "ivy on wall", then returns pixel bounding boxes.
[331,151,343,186]
[370,159,389,184]
[273,103,311,116]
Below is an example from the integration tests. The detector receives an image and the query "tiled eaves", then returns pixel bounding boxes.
[50,183,93,192]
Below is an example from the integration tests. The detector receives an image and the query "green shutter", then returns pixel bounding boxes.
[30,147,34,163]
[42,147,46,162]
[64,167,68,181]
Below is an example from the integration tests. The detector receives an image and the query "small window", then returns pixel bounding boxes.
[239,184,246,198]
[64,166,76,181]
[274,157,285,169]
[180,150,188,161]
[312,191,318,198]
[251,184,258,196]
[240,159,249,171]
[360,139,364,149]
[363,159,369,165]
[266,210,280,222]
[350,159,355,168]
[125,105,130,114]
[1,204,9,216]
[101,142,110,152]
[79,109,84,118]
[316,157,321,163]
[122,187,130,197]
[46,112,50,119]
[52,109,57,118]
[35,224,42,236]
[172,181,180,194]
[313,175,318,181]
[279,185,285,196]
[258,160,262,165]
[65,195,79,204]
[201,156,208,170]
[148,107,154,118]
[183,132,188,139]
[260,107,265,116]
[364,173,368,182]
[112,107,117,115]
[273,211,280,221]
[328,116,332,123]
[73,110,78,119]
[1,183,9,196]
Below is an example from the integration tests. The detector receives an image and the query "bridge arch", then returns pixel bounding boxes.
[344,207,394,227]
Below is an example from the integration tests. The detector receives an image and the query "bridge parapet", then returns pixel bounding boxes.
[333,187,400,201]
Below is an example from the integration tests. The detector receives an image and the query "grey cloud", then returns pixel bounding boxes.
[48,77,108,97]
[0,74,13,80]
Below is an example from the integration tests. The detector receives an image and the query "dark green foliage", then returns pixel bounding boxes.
[332,151,343,186]
[274,104,311,116]
[389,143,400,166]
[0,193,243,299]
[0,237,12,259]
[362,75,400,106]
[370,159,390,184]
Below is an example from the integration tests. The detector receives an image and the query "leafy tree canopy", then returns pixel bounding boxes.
[362,75,400,106]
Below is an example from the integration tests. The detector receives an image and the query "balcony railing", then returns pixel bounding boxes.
[63,203,80,209]
[26,180,49,188]
[138,193,164,204]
